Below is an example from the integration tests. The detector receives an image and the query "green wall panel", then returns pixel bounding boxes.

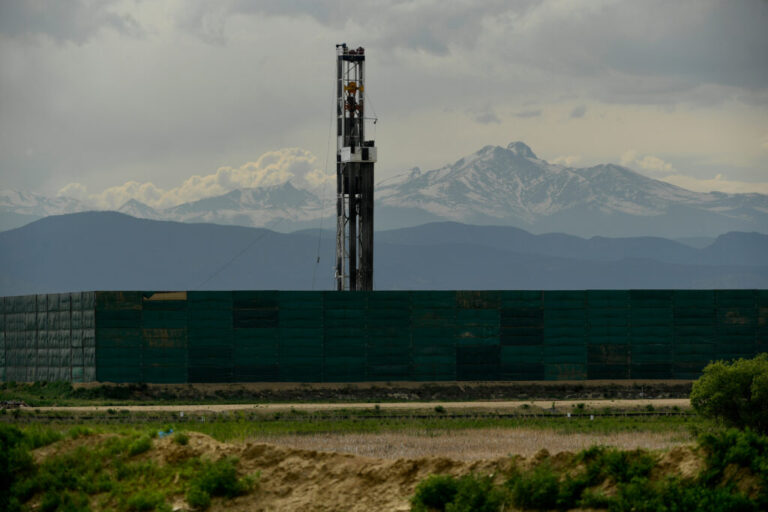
[2,290,767,383]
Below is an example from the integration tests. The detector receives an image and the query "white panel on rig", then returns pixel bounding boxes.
[335,43,376,291]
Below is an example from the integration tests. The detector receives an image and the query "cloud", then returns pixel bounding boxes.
[186,0,516,55]
[0,0,142,44]
[471,106,501,124]
[570,105,587,118]
[620,150,676,175]
[619,150,768,194]
[551,155,581,166]
[56,182,88,201]
[58,148,331,210]
[659,174,768,195]
[762,134,768,150]
[514,109,542,118]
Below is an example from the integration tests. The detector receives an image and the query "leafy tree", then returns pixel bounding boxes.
[691,353,768,433]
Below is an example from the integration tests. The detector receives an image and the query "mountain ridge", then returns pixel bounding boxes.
[2,141,766,237]
[1,211,766,295]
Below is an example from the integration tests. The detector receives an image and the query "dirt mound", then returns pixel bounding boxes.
[31,431,705,511]
[160,432,513,511]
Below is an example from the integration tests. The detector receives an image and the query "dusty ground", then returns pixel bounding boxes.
[33,398,690,414]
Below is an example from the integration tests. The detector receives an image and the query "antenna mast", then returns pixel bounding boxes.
[335,44,376,291]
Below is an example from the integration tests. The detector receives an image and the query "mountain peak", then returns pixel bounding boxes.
[506,141,537,159]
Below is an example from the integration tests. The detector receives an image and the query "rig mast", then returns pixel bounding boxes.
[335,44,376,291]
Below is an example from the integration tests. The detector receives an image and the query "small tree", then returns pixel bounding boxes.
[690,353,768,433]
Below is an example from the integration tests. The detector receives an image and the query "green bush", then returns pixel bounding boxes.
[410,474,459,511]
[508,463,560,510]
[186,485,211,509]
[411,474,506,512]
[40,490,90,512]
[691,353,768,433]
[127,435,153,456]
[447,475,507,512]
[1,425,34,512]
[23,426,64,449]
[126,489,171,512]
[698,428,768,508]
[173,432,190,446]
[186,457,255,510]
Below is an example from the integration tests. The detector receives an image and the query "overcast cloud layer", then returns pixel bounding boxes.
[1,0,767,207]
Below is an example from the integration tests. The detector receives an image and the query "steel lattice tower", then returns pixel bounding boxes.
[335,44,376,291]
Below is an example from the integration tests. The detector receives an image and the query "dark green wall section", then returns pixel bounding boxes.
[3,290,767,383]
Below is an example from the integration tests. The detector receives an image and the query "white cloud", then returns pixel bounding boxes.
[620,150,676,175]
[659,174,768,195]
[619,149,768,194]
[57,148,331,210]
[56,182,89,201]
[551,155,581,166]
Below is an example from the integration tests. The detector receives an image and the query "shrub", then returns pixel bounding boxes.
[23,426,63,449]
[691,353,768,433]
[508,463,559,510]
[411,474,506,512]
[67,426,94,439]
[127,435,152,456]
[0,425,34,512]
[698,428,768,508]
[40,490,89,512]
[173,432,190,446]
[186,457,255,510]
[434,405,446,414]
[411,474,459,511]
[447,475,507,512]
[126,490,171,512]
[186,485,211,509]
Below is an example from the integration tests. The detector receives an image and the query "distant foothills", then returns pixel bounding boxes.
[2,142,767,238]
[1,211,766,295]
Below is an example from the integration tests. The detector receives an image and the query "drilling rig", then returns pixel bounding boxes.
[335,44,376,291]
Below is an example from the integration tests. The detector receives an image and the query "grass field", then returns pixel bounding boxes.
[3,379,763,511]
[2,411,764,511]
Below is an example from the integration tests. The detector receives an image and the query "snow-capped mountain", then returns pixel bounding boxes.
[376,142,768,237]
[2,141,766,237]
[0,189,88,231]
[161,182,330,229]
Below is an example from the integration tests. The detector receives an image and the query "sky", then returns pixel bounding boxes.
[1,0,767,210]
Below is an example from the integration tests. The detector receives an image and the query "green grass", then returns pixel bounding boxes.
[4,408,694,442]
[0,423,258,512]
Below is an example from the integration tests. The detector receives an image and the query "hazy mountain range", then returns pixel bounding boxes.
[2,142,766,238]
[1,211,766,296]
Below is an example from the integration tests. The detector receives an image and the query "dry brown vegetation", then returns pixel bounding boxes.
[245,428,692,460]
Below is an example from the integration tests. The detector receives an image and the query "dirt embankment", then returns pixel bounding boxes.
[34,432,704,512]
